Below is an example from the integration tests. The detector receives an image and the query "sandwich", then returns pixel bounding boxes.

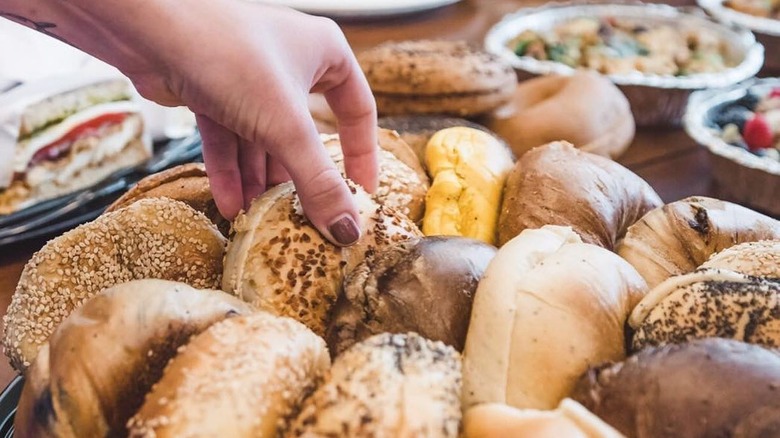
[0,75,151,214]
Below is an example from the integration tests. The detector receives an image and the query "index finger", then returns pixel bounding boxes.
[320,52,378,193]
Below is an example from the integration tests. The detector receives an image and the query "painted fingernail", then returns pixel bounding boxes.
[328,215,360,246]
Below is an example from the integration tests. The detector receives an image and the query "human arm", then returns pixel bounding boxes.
[1,0,378,245]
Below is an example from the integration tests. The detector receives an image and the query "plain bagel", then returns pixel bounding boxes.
[2,197,226,371]
[616,196,780,289]
[497,142,662,249]
[483,72,635,159]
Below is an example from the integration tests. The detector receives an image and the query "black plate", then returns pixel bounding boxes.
[0,376,22,438]
[0,133,204,248]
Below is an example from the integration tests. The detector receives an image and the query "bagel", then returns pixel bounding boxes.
[629,269,780,351]
[497,141,662,249]
[463,400,625,438]
[616,196,780,289]
[483,72,635,159]
[105,163,229,235]
[378,116,499,165]
[3,197,226,371]
[288,332,462,437]
[223,181,422,336]
[462,225,647,410]
[14,279,252,438]
[701,240,780,277]
[571,338,780,437]
[324,129,430,222]
[359,40,516,117]
[128,312,329,438]
[327,236,496,356]
[423,126,514,245]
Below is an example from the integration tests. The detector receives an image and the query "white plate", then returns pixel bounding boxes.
[255,0,461,18]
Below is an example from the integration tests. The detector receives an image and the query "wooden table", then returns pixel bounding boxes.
[0,0,744,389]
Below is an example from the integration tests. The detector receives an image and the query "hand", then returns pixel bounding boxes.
[3,0,378,246]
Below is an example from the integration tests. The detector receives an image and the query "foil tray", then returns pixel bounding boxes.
[684,77,780,217]
[698,0,780,74]
[484,1,765,126]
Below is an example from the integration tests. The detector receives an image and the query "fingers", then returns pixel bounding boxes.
[319,48,379,194]
[266,155,291,187]
[267,101,361,247]
[197,114,243,220]
[237,138,267,208]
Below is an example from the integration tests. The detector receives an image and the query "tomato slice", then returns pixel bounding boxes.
[28,113,129,167]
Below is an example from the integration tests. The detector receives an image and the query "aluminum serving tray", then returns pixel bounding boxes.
[684,77,780,216]
[484,1,765,126]
[698,0,780,74]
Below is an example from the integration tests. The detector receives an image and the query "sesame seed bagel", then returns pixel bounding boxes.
[701,240,780,278]
[359,40,516,117]
[105,163,229,235]
[14,279,252,438]
[616,197,780,289]
[223,181,422,337]
[628,269,780,352]
[128,312,330,438]
[324,129,430,222]
[287,332,462,438]
[3,197,226,371]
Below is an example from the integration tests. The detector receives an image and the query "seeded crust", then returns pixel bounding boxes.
[359,40,516,96]
[701,240,780,278]
[128,312,329,438]
[324,129,430,222]
[359,40,516,117]
[223,181,422,337]
[287,332,462,438]
[105,163,229,235]
[2,197,227,371]
[616,196,780,289]
[629,268,780,352]
[13,279,252,438]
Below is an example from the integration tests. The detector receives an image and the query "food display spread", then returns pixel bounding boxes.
[1,25,779,438]
[509,17,732,75]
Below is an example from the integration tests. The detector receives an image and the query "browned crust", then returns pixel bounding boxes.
[105,163,228,235]
[497,141,662,249]
[106,163,207,211]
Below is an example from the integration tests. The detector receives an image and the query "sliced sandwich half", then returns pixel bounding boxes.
[0,76,151,214]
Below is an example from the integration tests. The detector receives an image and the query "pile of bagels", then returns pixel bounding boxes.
[3,40,780,438]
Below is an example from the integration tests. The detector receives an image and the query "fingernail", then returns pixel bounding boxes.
[328,215,360,246]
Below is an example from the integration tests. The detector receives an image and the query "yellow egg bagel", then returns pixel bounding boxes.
[423,127,513,244]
